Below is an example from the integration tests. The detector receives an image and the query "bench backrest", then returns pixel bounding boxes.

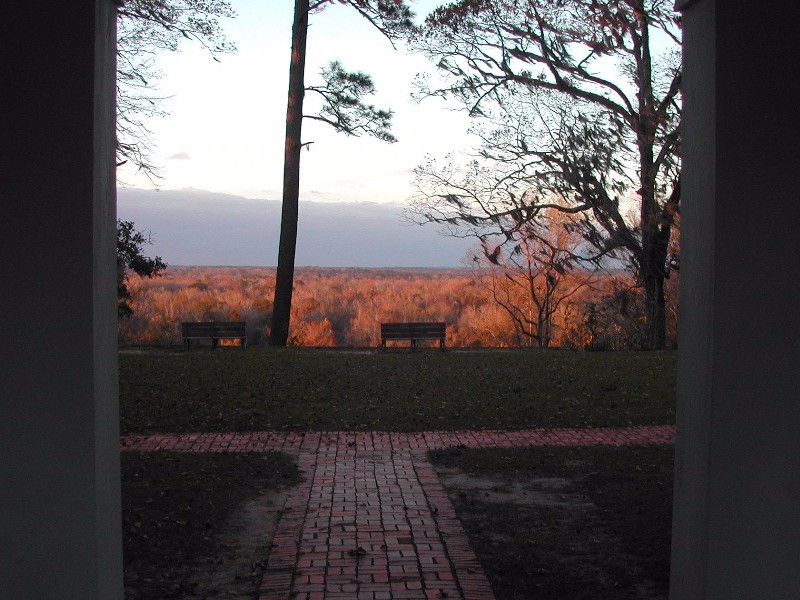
[211,321,246,337]
[181,321,246,337]
[381,322,446,340]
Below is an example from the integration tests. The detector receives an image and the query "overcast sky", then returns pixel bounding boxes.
[117,0,484,266]
[118,187,476,267]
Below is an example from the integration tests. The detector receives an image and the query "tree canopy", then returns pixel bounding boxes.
[306,61,397,143]
[407,0,681,348]
[117,220,167,319]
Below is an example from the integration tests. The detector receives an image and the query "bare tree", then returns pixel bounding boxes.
[469,209,596,347]
[269,0,413,346]
[407,0,681,348]
[116,0,236,178]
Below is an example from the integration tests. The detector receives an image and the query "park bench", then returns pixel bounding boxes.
[380,322,446,350]
[181,321,247,350]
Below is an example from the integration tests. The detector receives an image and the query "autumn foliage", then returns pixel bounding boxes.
[119,265,677,349]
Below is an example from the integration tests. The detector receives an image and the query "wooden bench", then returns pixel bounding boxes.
[380,322,446,350]
[181,321,247,350]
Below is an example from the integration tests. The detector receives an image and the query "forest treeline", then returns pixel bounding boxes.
[119,266,677,350]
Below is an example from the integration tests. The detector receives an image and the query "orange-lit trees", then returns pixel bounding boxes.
[408,0,681,349]
[469,209,596,347]
[289,318,337,346]
[120,265,673,348]
[270,0,413,346]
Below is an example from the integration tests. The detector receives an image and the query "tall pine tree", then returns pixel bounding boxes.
[270,0,413,346]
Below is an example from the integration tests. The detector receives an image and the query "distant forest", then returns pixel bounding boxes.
[119,266,678,349]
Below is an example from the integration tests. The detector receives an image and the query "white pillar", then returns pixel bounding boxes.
[0,2,122,598]
[671,1,800,598]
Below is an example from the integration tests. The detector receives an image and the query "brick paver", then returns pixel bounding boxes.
[121,425,674,454]
[121,426,674,599]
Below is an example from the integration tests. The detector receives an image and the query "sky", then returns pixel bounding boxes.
[118,0,473,203]
[117,0,483,267]
[116,1,674,267]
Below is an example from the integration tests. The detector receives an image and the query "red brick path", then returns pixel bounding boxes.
[121,426,674,600]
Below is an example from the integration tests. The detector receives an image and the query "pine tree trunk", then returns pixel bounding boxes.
[270,0,309,346]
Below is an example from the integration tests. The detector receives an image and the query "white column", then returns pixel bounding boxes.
[0,2,122,598]
[671,1,800,598]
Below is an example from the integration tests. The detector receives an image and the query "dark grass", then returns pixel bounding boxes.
[120,348,676,434]
[121,451,301,599]
[429,445,673,600]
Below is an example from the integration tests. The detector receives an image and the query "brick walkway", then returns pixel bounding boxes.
[121,426,674,600]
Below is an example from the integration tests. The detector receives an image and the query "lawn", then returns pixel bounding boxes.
[120,347,677,599]
[122,451,300,599]
[120,347,676,434]
[430,444,673,599]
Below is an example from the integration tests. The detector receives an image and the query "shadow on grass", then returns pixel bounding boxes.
[429,444,673,600]
[121,451,301,600]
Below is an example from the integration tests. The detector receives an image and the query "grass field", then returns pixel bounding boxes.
[122,451,300,599]
[120,348,677,599]
[430,445,673,599]
[120,347,676,434]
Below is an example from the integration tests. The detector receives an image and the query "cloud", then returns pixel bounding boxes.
[117,187,475,267]
[166,151,191,160]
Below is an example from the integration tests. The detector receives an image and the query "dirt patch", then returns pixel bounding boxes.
[430,445,673,600]
[437,469,595,509]
[180,491,285,599]
[122,452,301,600]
